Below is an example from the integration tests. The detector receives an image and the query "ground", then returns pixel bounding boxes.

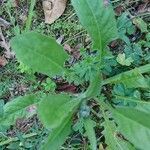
[0,0,150,149]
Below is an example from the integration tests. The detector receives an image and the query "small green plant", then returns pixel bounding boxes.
[1,0,150,149]
[18,61,33,74]
[65,51,100,86]
[41,78,56,92]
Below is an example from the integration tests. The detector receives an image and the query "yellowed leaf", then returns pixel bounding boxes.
[99,144,104,150]
[43,0,67,24]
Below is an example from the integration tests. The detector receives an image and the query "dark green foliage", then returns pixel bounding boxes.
[2,0,149,149]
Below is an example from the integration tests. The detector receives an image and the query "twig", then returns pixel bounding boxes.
[0,17,11,27]
[63,30,87,44]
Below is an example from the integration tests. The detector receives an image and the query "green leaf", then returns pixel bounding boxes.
[84,118,97,150]
[146,33,150,41]
[0,100,4,117]
[106,69,148,88]
[25,0,36,32]
[38,94,81,129]
[0,94,40,131]
[114,95,150,114]
[133,18,148,33]
[112,107,150,150]
[73,118,84,134]
[10,32,69,77]
[116,53,133,66]
[101,104,135,150]
[42,116,72,150]
[85,73,101,98]
[72,0,118,51]
[102,64,150,88]
[41,78,56,92]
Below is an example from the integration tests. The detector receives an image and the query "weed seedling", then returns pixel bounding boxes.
[1,0,150,149]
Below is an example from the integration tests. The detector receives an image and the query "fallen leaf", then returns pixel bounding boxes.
[0,40,15,59]
[64,44,73,53]
[137,0,149,13]
[0,27,15,58]
[43,0,67,24]
[0,56,8,67]
[11,0,19,7]
[16,118,32,132]
[74,44,81,59]
[56,83,77,93]
[133,18,148,33]
[64,44,80,59]
[115,5,124,16]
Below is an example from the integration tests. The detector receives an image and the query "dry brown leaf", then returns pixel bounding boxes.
[0,27,15,58]
[115,5,124,16]
[0,56,8,67]
[64,44,80,59]
[0,40,14,59]
[64,44,73,53]
[11,0,19,7]
[56,83,77,93]
[43,0,67,24]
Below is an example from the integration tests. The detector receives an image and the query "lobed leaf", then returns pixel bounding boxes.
[101,104,135,150]
[41,116,72,150]
[114,95,150,114]
[84,119,97,150]
[102,64,150,88]
[112,107,150,150]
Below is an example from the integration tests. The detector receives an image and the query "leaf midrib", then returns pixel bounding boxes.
[115,109,150,130]
[102,110,124,150]
[85,0,102,50]
[43,118,71,149]
[115,95,150,104]
[18,42,64,74]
